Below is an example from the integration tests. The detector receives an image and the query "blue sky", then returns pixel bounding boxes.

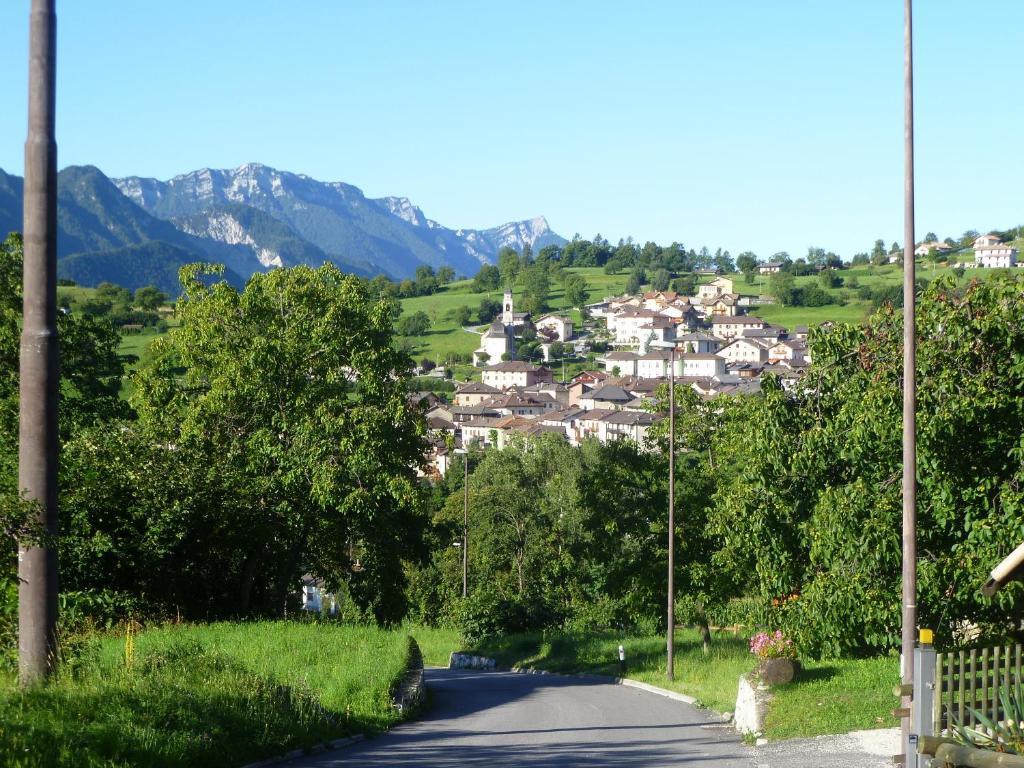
[0,1,1020,260]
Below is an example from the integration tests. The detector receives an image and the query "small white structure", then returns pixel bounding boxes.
[973,233,1002,249]
[696,277,734,301]
[759,262,784,274]
[535,314,574,342]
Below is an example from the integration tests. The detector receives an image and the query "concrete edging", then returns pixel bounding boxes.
[507,664,704,708]
[239,734,366,768]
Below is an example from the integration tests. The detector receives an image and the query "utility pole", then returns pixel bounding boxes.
[19,0,59,686]
[666,344,676,681]
[462,452,469,598]
[901,0,918,754]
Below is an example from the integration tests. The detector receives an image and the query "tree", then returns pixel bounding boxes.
[521,265,550,315]
[478,297,501,323]
[924,232,937,243]
[437,266,456,284]
[625,267,645,296]
[651,268,671,292]
[122,263,427,621]
[134,285,168,311]
[396,310,430,337]
[768,271,798,306]
[817,268,842,289]
[473,264,501,293]
[871,239,887,266]
[452,305,472,327]
[498,248,522,288]
[736,252,758,275]
[564,274,588,308]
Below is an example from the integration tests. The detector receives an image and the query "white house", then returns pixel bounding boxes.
[677,332,722,354]
[480,361,553,390]
[710,315,767,340]
[768,339,808,365]
[696,277,734,301]
[636,350,672,378]
[719,338,770,364]
[975,243,1017,268]
[473,319,511,366]
[598,351,640,376]
[681,353,726,378]
[610,308,664,345]
[454,381,501,406]
[914,241,951,258]
[535,314,574,342]
[759,261,784,274]
[973,233,1002,249]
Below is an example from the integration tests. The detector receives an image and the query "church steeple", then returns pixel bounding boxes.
[502,289,514,325]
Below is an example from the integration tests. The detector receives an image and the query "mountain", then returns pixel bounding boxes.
[0,162,566,292]
[0,169,22,239]
[114,163,566,279]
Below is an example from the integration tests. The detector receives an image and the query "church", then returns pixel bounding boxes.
[472,289,532,366]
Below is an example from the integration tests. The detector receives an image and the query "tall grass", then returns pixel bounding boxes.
[0,621,415,768]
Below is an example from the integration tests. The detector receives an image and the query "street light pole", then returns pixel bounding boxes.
[900,0,918,751]
[667,344,676,681]
[18,0,59,686]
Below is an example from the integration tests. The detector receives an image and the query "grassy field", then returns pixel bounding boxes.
[398,267,631,363]
[0,621,425,768]
[472,628,897,741]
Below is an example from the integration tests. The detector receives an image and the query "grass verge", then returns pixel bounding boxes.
[0,621,417,768]
[472,628,897,740]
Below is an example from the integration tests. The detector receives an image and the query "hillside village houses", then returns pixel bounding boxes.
[973,233,1018,269]
[421,274,811,478]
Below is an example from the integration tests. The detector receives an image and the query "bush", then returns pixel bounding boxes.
[457,588,555,645]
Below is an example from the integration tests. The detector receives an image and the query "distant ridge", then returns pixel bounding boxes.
[0,162,566,292]
[114,163,566,279]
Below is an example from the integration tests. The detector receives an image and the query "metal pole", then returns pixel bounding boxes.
[18,0,59,686]
[462,453,469,598]
[667,346,675,681]
[901,0,918,755]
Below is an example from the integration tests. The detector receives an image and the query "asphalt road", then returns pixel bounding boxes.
[288,668,754,767]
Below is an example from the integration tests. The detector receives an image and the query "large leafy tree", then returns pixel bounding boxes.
[113,263,428,621]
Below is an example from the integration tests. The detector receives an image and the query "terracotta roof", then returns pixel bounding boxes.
[456,381,500,394]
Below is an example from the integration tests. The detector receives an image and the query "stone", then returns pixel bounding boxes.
[734,673,772,735]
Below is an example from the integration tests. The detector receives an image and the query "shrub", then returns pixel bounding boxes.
[749,630,797,660]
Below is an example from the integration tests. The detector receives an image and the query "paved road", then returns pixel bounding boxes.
[289,668,754,767]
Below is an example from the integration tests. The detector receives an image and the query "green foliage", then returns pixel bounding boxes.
[712,275,1024,657]
[0,622,415,767]
[953,682,1024,754]
[396,309,431,337]
[478,297,501,323]
[472,264,501,292]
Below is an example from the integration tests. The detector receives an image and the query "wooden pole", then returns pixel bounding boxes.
[667,345,675,681]
[462,453,468,598]
[901,0,918,753]
[18,0,59,686]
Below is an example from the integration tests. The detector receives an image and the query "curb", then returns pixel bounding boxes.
[239,734,366,768]
[507,665,704,709]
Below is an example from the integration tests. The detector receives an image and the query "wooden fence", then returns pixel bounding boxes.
[933,643,1024,734]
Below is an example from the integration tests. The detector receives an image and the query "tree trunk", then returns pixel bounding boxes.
[697,604,712,655]
[238,554,259,616]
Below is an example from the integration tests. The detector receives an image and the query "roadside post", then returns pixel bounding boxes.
[618,644,626,675]
[894,628,935,767]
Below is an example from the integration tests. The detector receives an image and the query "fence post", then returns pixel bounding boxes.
[909,629,937,768]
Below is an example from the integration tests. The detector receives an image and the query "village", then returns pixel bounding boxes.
[417,230,1021,476]
[417,272,811,475]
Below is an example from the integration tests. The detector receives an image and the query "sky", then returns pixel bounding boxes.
[0,1,1021,261]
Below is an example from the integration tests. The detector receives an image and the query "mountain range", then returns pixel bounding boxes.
[0,162,565,293]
